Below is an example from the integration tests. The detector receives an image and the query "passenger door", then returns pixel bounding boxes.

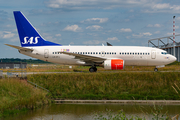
[151,50,156,59]
[44,49,49,58]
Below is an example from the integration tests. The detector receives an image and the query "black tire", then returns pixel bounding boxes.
[93,67,97,72]
[89,67,94,72]
[154,68,158,72]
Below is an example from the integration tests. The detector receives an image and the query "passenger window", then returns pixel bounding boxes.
[107,52,109,54]
[140,53,142,55]
[122,52,124,55]
[127,53,129,55]
[99,52,101,54]
[96,52,98,54]
[133,53,134,55]
[110,52,111,54]
[120,52,121,55]
[125,53,126,55]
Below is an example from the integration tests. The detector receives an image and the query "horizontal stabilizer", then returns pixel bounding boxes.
[5,44,33,52]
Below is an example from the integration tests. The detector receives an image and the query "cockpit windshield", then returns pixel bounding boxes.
[161,52,167,55]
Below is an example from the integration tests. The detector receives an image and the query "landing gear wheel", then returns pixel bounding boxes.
[94,67,97,72]
[89,67,94,72]
[154,68,158,72]
[89,67,97,72]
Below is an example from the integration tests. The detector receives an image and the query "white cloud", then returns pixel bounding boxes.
[63,25,82,32]
[82,18,108,23]
[47,0,180,13]
[143,32,152,36]
[55,34,61,37]
[152,3,170,9]
[3,31,15,39]
[166,32,173,36]
[147,24,161,28]
[132,32,152,38]
[132,33,143,38]
[86,25,103,31]
[118,28,132,32]
[176,17,180,20]
[175,26,179,29]
[83,40,106,45]
[107,37,120,41]
[47,0,153,10]
[155,31,160,34]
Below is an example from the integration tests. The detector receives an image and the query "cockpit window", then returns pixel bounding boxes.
[161,52,167,55]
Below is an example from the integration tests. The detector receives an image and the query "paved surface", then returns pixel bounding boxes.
[54,100,180,105]
[2,71,180,75]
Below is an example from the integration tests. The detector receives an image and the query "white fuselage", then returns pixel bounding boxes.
[19,46,176,67]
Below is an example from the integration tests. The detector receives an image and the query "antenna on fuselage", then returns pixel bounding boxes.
[106,42,113,46]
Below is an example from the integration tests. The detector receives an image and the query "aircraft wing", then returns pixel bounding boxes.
[60,52,106,63]
[5,44,33,52]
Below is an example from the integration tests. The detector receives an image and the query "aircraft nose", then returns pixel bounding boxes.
[170,55,177,62]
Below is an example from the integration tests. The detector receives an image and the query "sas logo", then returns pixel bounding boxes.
[22,37,39,44]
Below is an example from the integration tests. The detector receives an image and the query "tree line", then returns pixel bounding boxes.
[0,58,50,64]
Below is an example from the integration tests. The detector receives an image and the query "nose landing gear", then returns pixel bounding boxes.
[89,66,97,72]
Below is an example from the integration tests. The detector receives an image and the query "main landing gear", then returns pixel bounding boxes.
[154,68,158,72]
[89,66,97,72]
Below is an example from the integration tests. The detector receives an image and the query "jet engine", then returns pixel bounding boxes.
[104,59,124,70]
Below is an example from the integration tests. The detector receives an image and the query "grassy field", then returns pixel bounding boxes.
[1,63,180,118]
[28,72,180,100]
[24,64,180,72]
[0,78,49,117]
[0,61,180,72]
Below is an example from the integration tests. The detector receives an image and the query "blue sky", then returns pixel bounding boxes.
[1,0,180,58]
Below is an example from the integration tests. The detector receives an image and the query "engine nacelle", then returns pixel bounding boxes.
[104,59,124,70]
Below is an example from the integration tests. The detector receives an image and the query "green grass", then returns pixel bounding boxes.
[0,78,49,117]
[28,72,180,100]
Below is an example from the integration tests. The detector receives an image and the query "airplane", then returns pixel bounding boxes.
[5,11,177,72]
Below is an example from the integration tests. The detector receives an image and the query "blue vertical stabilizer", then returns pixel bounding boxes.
[13,11,61,47]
